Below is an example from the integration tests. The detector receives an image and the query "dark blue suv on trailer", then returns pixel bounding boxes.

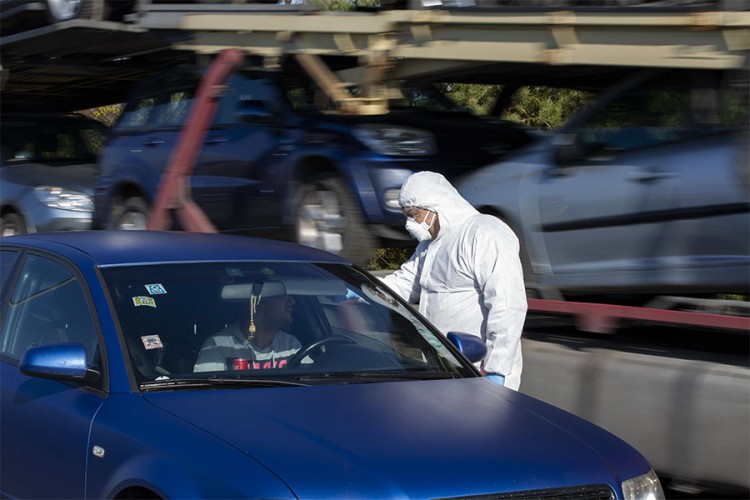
[93,64,532,263]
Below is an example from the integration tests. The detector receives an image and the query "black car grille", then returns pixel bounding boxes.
[437,484,615,500]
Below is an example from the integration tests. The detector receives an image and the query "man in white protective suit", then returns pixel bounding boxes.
[382,171,528,390]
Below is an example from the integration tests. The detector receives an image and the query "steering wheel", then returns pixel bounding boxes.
[287,336,356,367]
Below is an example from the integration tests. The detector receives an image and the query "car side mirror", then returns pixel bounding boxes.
[19,342,100,384]
[552,133,585,166]
[446,332,487,364]
[237,99,280,125]
[553,132,607,167]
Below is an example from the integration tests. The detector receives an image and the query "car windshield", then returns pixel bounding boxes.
[389,85,467,112]
[101,262,475,389]
[0,117,106,163]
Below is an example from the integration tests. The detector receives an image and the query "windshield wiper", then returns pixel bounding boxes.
[206,377,309,387]
[295,371,458,383]
[140,377,309,391]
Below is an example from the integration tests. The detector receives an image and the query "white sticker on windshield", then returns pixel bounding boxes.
[141,335,164,350]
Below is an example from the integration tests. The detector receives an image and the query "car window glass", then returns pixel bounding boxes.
[1,250,19,287]
[713,70,748,128]
[118,96,158,129]
[0,254,98,366]
[579,71,744,152]
[157,90,195,126]
[151,71,202,128]
[391,85,464,112]
[283,82,464,113]
[580,82,690,151]
[217,74,281,124]
[100,262,470,386]
[0,119,107,162]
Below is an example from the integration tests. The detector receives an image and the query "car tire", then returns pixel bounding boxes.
[110,197,150,231]
[1,212,28,237]
[295,176,376,265]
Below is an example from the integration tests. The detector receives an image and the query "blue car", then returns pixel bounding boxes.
[93,64,532,264]
[0,230,663,499]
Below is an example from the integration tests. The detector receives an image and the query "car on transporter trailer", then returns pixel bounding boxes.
[92,59,533,265]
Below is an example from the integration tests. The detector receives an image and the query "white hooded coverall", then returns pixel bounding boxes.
[382,172,528,390]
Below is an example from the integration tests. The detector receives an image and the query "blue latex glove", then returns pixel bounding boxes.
[486,374,505,386]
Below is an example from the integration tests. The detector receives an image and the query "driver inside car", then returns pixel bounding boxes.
[194,281,301,372]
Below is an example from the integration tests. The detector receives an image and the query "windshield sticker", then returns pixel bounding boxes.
[141,335,164,350]
[144,283,167,295]
[132,296,157,308]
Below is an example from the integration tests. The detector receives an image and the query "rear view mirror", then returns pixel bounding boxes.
[221,278,347,300]
[222,280,286,300]
[552,133,584,166]
[553,133,606,167]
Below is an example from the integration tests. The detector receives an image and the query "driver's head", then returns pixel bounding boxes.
[255,294,295,331]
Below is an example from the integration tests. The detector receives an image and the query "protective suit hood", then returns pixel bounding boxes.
[399,171,478,234]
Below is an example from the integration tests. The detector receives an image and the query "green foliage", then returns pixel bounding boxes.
[365,247,413,270]
[440,83,592,130]
[501,86,592,130]
[306,0,355,10]
[307,0,383,9]
[439,83,502,116]
[79,104,124,127]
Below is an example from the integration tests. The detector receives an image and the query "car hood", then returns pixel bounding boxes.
[145,378,647,498]
[306,110,533,168]
[2,162,96,194]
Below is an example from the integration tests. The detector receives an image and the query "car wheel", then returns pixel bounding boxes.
[295,176,376,265]
[1,213,28,237]
[111,197,150,230]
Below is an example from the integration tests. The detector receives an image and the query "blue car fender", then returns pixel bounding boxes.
[87,395,295,499]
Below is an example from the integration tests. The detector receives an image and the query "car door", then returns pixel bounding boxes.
[534,70,729,285]
[0,251,104,498]
[189,72,286,233]
[655,70,749,287]
[100,74,175,204]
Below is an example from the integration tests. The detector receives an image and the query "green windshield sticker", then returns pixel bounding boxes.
[132,296,156,308]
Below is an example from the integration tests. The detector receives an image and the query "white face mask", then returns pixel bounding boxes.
[405,212,435,242]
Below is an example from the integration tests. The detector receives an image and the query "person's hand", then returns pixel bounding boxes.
[486,373,505,386]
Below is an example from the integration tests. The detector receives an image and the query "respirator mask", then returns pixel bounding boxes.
[405,211,435,242]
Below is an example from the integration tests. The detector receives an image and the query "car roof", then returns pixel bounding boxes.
[1,112,103,121]
[1,231,350,267]
[0,112,108,132]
